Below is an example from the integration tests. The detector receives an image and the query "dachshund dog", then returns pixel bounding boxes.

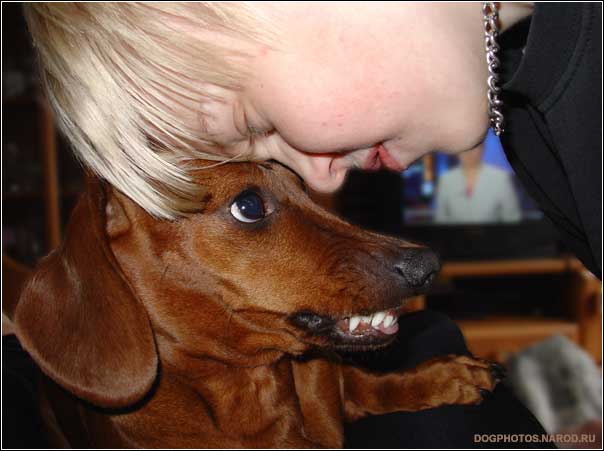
[10,161,503,448]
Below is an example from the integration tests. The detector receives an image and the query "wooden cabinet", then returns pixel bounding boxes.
[392,257,601,364]
[438,258,602,364]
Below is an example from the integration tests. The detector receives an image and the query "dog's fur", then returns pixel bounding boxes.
[10,161,501,448]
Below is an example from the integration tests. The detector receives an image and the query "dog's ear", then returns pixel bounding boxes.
[14,178,158,409]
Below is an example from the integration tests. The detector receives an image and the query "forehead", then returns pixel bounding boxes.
[244,58,390,154]
[241,4,416,154]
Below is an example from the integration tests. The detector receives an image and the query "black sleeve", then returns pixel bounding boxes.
[500,3,602,279]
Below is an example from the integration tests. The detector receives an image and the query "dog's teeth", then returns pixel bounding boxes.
[349,316,361,333]
[371,311,386,327]
[361,315,371,324]
[383,314,394,328]
[392,315,398,324]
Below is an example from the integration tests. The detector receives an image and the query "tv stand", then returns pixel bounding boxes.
[408,256,601,364]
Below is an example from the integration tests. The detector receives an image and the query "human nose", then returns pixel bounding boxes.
[289,153,349,193]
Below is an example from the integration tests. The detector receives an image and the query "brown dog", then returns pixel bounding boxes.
[10,161,502,448]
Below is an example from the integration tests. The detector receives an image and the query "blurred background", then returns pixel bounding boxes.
[2,3,602,448]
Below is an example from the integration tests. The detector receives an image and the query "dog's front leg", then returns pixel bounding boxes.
[341,354,505,422]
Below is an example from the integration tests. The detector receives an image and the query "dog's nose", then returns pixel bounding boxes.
[394,248,441,290]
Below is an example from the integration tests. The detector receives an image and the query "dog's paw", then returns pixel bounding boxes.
[417,354,506,407]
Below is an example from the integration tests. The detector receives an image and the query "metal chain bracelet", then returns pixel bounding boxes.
[483,2,505,136]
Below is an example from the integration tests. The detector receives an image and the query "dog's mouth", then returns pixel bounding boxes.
[334,308,399,341]
[289,307,402,350]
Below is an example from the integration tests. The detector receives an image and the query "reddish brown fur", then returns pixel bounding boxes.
[13,161,500,448]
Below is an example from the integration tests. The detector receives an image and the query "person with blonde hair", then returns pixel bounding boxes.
[25,2,600,277]
[10,2,600,448]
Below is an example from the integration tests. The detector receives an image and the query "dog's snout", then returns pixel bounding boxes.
[394,248,440,290]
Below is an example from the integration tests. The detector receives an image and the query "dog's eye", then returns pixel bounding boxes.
[230,191,266,223]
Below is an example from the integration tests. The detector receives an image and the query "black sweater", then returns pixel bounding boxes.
[499,2,602,279]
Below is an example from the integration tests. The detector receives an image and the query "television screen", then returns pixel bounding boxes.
[401,129,544,226]
[337,129,563,260]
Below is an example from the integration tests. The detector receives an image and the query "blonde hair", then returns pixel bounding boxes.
[24,3,275,219]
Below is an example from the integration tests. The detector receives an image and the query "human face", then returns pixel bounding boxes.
[203,2,491,193]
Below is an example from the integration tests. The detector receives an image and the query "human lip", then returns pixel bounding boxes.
[363,143,406,172]
[363,145,382,171]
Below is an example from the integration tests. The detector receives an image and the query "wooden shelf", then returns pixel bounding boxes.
[436,258,600,364]
[458,316,580,362]
[459,316,579,340]
[439,256,578,278]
